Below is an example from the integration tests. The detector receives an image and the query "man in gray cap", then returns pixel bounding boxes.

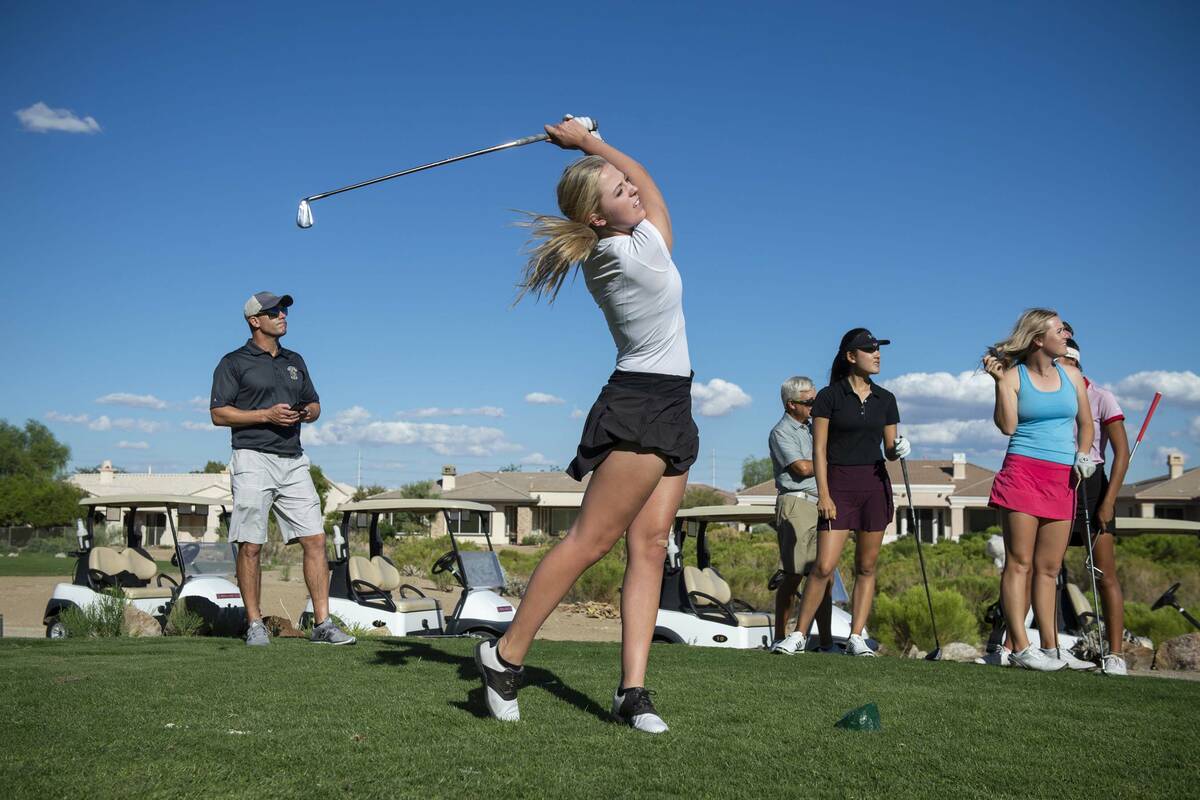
[210,292,354,646]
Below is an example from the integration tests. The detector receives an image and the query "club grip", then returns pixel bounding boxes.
[1136,392,1162,443]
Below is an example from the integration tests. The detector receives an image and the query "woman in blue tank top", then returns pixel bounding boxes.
[982,309,1094,672]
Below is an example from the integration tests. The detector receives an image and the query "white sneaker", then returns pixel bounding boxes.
[974,645,1010,667]
[474,639,521,722]
[770,631,806,655]
[612,687,669,734]
[845,634,877,657]
[1010,644,1067,672]
[1101,654,1128,676]
[1044,647,1095,671]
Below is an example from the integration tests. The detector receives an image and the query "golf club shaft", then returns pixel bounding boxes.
[1128,391,1162,463]
[1078,476,1107,671]
[900,458,940,650]
[1180,606,1200,630]
[303,133,550,203]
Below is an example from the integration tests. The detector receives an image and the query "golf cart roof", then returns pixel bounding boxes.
[337,498,496,514]
[675,504,775,524]
[1113,517,1200,535]
[79,494,232,509]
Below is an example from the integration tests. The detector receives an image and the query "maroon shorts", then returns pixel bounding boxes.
[818,463,894,532]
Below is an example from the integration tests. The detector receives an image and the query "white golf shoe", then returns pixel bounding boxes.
[770,632,806,655]
[844,634,877,657]
[612,686,669,734]
[974,645,1010,667]
[1043,647,1095,671]
[1010,645,1067,672]
[475,639,522,722]
[1101,654,1128,676]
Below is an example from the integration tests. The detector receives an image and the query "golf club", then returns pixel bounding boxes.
[1077,476,1107,673]
[899,457,942,660]
[1152,582,1200,631]
[296,115,600,228]
[1128,391,1162,463]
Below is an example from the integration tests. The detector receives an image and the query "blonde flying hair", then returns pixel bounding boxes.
[986,308,1059,369]
[515,155,608,303]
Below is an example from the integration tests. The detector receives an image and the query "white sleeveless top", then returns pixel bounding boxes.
[580,219,691,377]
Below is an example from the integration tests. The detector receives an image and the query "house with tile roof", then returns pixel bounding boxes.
[1118,453,1200,522]
[735,454,999,543]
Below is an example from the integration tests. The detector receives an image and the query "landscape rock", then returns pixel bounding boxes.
[123,606,163,637]
[902,644,928,660]
[1154,633,1200,671]
[563,601,619,619]
[55,552,67,558]
[940,642,982,662]
[1123,644,1155,672]
[6,552,17,558]
[262,615,306,638]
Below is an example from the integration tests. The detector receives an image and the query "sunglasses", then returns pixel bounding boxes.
[855,345,880,354]
[257,306,287,319]
[788,398,815,406]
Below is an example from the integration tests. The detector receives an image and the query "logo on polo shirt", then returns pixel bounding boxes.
[287,366,299,381]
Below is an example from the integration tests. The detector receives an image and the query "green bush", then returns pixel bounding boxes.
[165,600,206,636]
[1122,601,1196,648]
[58,587,126,637]
[872,586,979,653]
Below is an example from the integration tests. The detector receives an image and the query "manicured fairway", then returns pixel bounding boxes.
[1,637,1197,799]
[0,553,175,577]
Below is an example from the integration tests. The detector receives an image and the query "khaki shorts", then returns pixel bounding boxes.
[775,493,819,576]
[229,449,324,544]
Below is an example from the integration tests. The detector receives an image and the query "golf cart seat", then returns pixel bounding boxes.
[683,566,771,627]
[88,546,175,598]
[348,555,440,613]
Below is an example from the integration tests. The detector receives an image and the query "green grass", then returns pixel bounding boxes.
[1,638,1198,799]
[0,553,175,577]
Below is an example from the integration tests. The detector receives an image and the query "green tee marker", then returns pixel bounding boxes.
[835,703,882,732]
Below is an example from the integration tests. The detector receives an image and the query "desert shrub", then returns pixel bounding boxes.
[1122,601,1195,648]
[520,533,548,546]
[58,587,126,637]
[872,586,978,653]
[165,601,206,636]
[565,551,626,605]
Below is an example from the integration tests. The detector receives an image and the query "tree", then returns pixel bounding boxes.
[498,463,521,472]
[351,484,389,502]
[309,464,332,510]
[0,420,86,526]
[680,485,731,509]
[741,455,773,489]
[192,460,228,474]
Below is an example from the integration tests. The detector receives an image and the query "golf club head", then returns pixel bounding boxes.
[296,199,314,229]
[1152,582,1181,611]
[924,648,943,661]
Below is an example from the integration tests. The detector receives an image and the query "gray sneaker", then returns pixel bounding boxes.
[245,619,270,647]
[311,618,357,646]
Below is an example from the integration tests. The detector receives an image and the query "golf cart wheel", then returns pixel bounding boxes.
[467,628,498,640]
[652,635,676,644]
[46,619,68,639]
[298,612,314,631]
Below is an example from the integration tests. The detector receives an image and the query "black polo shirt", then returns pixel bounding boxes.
[210,340,319,457]
[811,379,900,466]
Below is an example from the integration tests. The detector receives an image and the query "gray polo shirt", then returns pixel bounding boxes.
[769,413,817,495]
[210,339,319,457]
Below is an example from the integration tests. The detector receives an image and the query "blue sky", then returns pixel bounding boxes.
[2,2,1197,489]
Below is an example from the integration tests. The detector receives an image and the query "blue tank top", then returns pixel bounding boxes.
[1007,363,1077,466]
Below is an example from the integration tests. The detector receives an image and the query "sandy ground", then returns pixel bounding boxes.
[0,571,622,643]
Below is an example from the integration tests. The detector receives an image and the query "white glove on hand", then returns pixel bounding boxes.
[894,435,912,459]
[1074,452,1097,480]
[563,114,603,140]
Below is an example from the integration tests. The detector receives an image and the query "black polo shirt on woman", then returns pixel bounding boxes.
[811,379,900,465]
[209,340,320,457]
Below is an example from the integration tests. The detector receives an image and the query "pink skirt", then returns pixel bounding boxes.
[989,453,1075,520]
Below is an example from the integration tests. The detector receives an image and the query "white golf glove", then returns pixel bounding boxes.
[1074,452,1097,480]
[563,114,603,140]
[893,435,912,459]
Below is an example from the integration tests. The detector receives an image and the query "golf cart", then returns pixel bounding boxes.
[43,494,245,637]
[299,498,514,638]
[654,505,860,649]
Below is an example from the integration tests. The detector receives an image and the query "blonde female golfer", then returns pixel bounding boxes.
[474,119,697,734]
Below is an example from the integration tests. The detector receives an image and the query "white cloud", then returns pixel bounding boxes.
[1153,446,1188,466]
[181,420,219,432]
[525,392,565,406]
[45,411,89,424]
[88,415,112,431]
[398,406,505,419]
[302,409,521,457]
[901,418,1007,447]
[188,396,208,409]
[96,392,168,410]
[1191,417,1200,443]
[1113,371,1200,410]
[117,441,149,450]
[334,406,372,425]
[520,452,555,466]
[570,408,585,419]
[16,101,101,134]
[884,371,994,422]
[691,378,752,417]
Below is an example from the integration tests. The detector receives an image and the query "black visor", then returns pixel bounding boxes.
[847,330,891,350]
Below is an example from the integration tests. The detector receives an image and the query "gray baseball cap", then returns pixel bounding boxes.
[243,291,293,318]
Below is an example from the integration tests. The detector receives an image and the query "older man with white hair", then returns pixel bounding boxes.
[767,375,833,654]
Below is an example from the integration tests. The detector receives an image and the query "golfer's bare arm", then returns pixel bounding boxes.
[990,366,1018,435]
[813,417,835,519]
[786,458,814,479]
[210,403,319,427]
[577,137,671,248]
[883,424,900,461]
[1063,365,1094,453]
[1100,421,1130,524]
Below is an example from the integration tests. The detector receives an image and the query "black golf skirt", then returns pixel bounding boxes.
[566,370,700,481]
[1070,467,1116,546]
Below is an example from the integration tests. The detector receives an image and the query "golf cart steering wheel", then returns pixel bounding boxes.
[178,543,201,564]
[431,551,456,575]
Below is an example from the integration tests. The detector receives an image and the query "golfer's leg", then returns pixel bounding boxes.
[849,531,884,635]
[1001,512,1037,652]
[815,582,834,648]
[774,574,803,640]
[237,543,264,621]
[273,455,329,620]
[794,530,848,636]
[230,455,271,623]
[298,534,331,622]
[621,471,688,688]
[1092,533,1124,652]
[1031,520,1071,650]
[498,449,667,666]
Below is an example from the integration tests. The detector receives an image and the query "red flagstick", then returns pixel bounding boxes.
[1129,391,1163,463]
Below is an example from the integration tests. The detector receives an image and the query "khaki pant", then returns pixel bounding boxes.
[775,493,819,576]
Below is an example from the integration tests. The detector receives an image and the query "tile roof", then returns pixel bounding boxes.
[1118,467,1200,501]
